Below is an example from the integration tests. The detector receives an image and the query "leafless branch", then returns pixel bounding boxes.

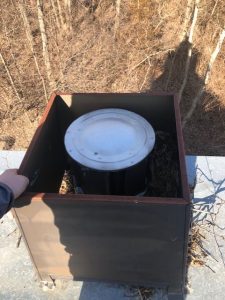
[129,48,174,73]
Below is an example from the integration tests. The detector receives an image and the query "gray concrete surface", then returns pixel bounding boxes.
[0,151,225,299]
[185,156,225,300]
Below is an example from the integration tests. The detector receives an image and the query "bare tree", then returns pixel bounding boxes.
[18,1,48,101]
[56,0,66,29]
[64,0,72,33]
[37,0,53,86]
[50,0,61,31]
[180,0,194,41]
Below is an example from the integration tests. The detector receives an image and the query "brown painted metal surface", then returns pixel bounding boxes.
[14,93,190,296]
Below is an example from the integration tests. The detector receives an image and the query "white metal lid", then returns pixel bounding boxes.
[64,108,155,171]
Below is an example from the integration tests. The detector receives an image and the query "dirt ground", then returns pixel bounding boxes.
[0,0,225,155]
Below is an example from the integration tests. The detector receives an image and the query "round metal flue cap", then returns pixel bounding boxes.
[64,108,155,171]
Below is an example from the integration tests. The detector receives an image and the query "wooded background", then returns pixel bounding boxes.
[0,0,225,154]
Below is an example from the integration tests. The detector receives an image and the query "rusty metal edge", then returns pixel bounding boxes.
[174,93,190,202]
[17,192,188,205]
[55,91,176,97]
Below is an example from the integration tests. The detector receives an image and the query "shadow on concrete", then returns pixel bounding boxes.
[192,163,225,225]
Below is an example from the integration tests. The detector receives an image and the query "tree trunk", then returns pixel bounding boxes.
[65,0,72,33]
[50,0,61,31]
[56,0,65,29]
[19,1,48,101]
[37,0,53,86]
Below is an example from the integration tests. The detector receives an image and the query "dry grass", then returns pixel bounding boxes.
[188,224,207,267]
[127,285,155,300]
[0,0,225,154]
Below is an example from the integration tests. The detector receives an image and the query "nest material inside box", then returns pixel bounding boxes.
[59,130,179,198]
[146,130,179,197]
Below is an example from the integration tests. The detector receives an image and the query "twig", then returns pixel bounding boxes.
[177,0,199,104]
[182,28,225,127]
[205,264,216,273]
[153,19,163,33]
[16,234,22,248]
[139,57,151,91]
[6,228,17,237]
[129,48,174,73]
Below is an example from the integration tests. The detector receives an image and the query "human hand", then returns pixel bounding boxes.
[0,169,29,199]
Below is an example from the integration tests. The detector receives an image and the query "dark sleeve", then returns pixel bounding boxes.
[0,182,14,219]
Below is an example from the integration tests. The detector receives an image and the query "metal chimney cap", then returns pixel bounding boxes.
[64,108,155,171]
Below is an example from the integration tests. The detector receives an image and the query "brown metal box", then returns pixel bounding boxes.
[14,93,190,298]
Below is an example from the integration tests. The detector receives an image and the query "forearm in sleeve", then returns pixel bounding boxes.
[0,183,14,219]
